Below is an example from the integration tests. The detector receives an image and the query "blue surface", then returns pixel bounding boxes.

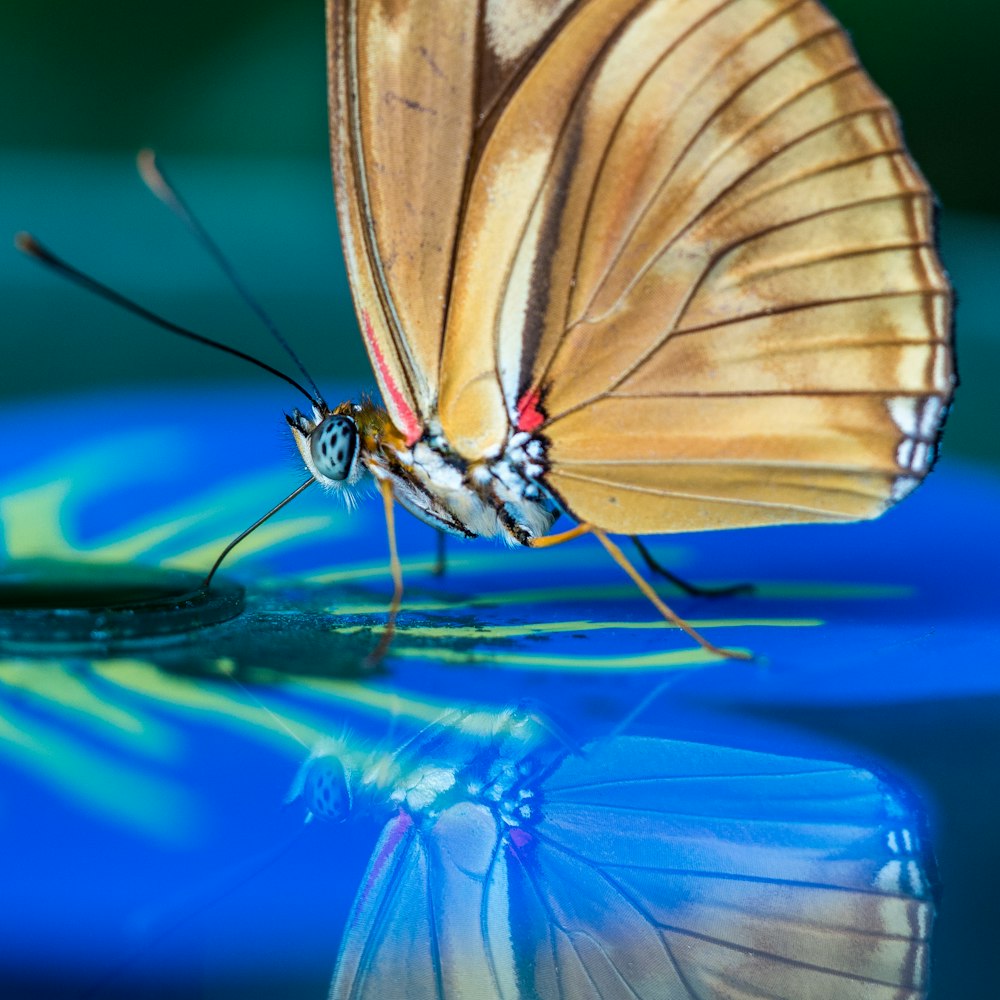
[0,386,997,998]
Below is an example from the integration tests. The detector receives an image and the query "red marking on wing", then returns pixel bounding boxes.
[516,387,545,433]
[357,809,413,911]
[508,827,532,849]
[362,309,423,445]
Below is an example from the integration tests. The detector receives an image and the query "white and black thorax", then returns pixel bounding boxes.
[289,405,560,546]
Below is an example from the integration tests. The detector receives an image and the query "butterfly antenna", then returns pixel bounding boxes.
[607,675,694,742]
[380,689,406,754]
[202,477,316,590]
[137,149,328,411]
[14,232,322,409]
[218,666,312,752]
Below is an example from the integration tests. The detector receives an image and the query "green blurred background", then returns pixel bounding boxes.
[1,0,997,468]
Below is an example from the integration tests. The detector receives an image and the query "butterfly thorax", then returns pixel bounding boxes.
[289,399,559,545]
[293,709,563,833]
[388,707,562,832]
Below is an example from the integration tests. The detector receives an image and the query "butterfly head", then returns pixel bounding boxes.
[288,399,404,495]
[287,404,365,488]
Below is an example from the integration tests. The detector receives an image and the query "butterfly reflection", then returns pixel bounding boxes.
[292,707,932,1000]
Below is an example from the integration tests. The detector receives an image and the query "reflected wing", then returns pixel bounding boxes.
[433,0,952,527]
[330,812,441,998]
[332,805,514,1000]
[328,0,579,444]
[518,736,932,999]
[333,737,932,999]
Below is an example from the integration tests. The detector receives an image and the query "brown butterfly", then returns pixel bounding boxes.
[283,0,954,659]
[15,3,956,661]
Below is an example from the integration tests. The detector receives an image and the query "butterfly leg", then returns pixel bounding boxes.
[592,529,751,661]
[631,537,753,598]
[433,530,448,577]
[532,524,750,661]
[527,522,592,548]
[364,478,405,669]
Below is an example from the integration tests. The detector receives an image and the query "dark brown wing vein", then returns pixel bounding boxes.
[437,0,587,378]
[707,238,935,298]
[603,387,950,400]
[557,0,748,327]
[526,0,763,400]
[669,289,949,340]
[343,2,421,404]
[577,57,869,330]
[547,470,875,516]
[570,0,834,325]
[473,1,653,407]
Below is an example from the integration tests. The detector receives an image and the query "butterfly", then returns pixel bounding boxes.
[291,705,933,999]
[16,0,955,662]
[283,0,954,657]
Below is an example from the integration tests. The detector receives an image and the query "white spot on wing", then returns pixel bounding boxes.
[919,398,945,440]
[888,397,919,437]
[911,442,930,473]
[932,344,951,391]
[891,477,920,502]
[916,904,931,937]
[906,861,926,895]
[483,0,574,65]
[889,394,945,495]
[876,859,904,892]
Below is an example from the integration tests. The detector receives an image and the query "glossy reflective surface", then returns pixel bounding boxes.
[1,387,997,996]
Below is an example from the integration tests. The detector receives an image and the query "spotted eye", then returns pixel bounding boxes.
[302,754,351,823]
[310,415,358,482]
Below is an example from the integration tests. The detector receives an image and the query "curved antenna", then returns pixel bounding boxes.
[202,477,316,590]
[138,150,328,411]
[15,233,322,409]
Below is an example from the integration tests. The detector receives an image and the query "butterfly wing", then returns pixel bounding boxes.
[332,736,931,999]
[328,0,578,445]
[331,805,515,1000]
[516,735,932,999]
[430,0,953,527]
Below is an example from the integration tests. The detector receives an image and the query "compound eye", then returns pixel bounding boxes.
[302,755,351,823]
[310,415,358,481]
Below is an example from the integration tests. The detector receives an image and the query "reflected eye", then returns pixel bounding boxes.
[310,415,358,482]
[303,754,351,823]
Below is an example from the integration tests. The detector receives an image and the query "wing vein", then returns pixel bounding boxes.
[604,387,950,400]
[546,470,870,517]
[670,289,950,341]
[567,0,830,321]
[714,237,935,291]
[344,3,423,407]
